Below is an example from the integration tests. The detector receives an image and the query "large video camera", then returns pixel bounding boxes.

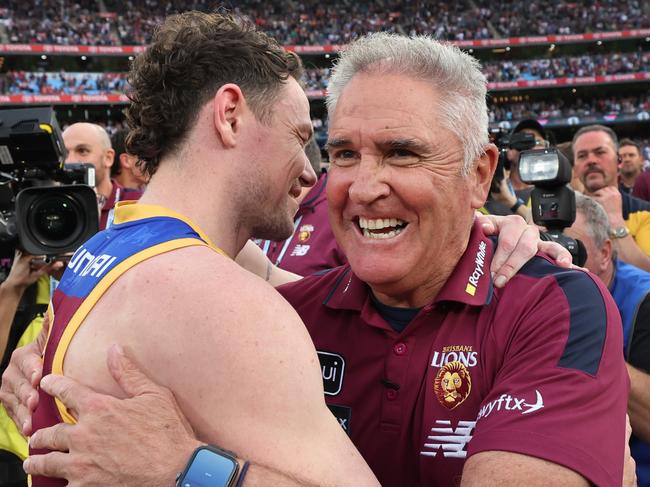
[519,148,587,266]
[488,128,537,194]
[0,108,99,257]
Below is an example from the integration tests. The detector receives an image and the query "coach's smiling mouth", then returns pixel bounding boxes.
[357,217,408,239]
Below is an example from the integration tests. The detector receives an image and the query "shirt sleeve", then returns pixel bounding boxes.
[627,210,650,256]
[467,269,629,487]
[628,293,650,373]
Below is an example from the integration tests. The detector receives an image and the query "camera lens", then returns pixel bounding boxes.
[27,193,84,249]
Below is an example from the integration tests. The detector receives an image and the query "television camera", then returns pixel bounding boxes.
[0,107,99,258]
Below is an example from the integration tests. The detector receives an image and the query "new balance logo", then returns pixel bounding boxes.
[420,420,476,458]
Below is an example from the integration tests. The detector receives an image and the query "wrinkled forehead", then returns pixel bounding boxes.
[328,72,444,136]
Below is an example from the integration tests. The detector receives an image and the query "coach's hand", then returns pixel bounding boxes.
[25,345,201,487]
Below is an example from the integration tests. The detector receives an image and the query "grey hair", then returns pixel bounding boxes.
[574,192,610,249]
[326,32,489,175]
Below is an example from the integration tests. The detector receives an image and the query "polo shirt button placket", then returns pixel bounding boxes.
[393,342,407,355]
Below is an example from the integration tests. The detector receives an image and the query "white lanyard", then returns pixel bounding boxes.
[261,215,304,265]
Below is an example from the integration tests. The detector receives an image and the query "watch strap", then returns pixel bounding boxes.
[510,198,525,213]
[609,226,629,239]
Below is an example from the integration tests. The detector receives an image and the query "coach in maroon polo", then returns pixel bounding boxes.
[275,34,629,486]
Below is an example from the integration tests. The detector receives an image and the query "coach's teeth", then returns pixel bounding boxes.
[358,218,406,230]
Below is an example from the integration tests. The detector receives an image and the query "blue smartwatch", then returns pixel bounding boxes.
[176,445,239,487]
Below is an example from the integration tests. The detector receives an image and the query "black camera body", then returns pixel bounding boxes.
[0,107,99,257]
[518,148,587,266]
[489,129,537,194]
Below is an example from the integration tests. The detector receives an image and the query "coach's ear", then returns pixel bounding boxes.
[470,143,499,209]
[212,83,247,149]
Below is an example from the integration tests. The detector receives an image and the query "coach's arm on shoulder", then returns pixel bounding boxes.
[461,451,588,486]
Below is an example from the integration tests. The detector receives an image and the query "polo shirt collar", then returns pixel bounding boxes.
[323,219,494,311]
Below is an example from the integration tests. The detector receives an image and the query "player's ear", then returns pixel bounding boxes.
[213,84,246,149]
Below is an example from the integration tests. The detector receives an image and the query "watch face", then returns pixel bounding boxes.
[178,448,238,487]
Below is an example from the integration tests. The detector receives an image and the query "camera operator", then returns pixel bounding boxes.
[63,123,140,229]
[485,119,551,222]
[0,113,115,487]
[0,250,63,487]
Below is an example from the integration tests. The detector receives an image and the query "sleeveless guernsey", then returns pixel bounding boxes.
[31,201,227,487]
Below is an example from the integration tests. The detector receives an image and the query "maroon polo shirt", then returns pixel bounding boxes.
[278,221,628,487]
[633,170,650,202]
[99,179,143,229]
[256,173,346,275]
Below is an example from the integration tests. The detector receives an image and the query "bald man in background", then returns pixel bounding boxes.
[62,123,140,229]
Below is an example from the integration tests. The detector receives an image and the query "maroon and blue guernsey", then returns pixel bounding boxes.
[278,220,629,487]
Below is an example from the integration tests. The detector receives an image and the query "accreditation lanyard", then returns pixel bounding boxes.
[261,215,304,266]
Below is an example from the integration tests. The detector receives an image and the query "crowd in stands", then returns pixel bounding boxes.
[1,71,128,95]
[9,48,648,96]
[3,0,120,45]
[474,0,650,37]
[3,0,650,47]
[484,51,650,82]
[490,94,650,122]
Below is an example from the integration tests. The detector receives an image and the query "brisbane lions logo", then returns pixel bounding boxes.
[434,361,472,410]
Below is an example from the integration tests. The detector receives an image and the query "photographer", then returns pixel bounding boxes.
[485,119,551,222]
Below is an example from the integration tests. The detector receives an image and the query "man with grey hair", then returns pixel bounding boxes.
[565,192,650,486]
[2,29,629,487]
[572,124,650,272]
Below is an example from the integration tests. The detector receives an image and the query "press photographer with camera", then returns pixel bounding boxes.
[485,119,551,222]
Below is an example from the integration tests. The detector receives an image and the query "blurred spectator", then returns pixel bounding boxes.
[619,139,645,194]
[110,129,148,191]
[572,125,650,271]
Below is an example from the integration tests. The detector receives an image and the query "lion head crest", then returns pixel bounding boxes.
[434,360,472,410]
